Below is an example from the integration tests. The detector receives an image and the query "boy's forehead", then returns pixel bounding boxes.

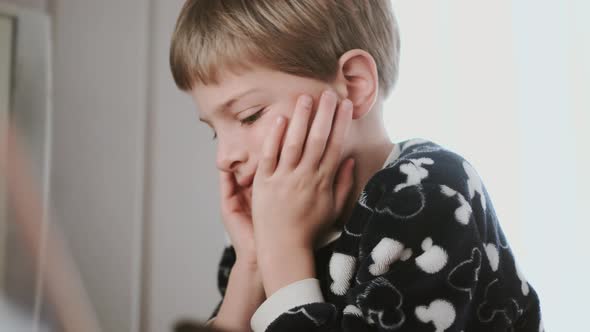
[194,87,264,118]
[193,67,268,96]
[214,64,277,88]
[191,67,288,109]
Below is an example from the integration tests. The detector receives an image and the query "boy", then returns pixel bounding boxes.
[169,1,543,331]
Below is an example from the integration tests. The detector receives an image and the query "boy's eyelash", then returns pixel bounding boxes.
[240,108,265,126]
[211,108,265,141]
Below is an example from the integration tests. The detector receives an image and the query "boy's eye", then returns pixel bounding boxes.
[240,108,265,126]
[210,108,266,141]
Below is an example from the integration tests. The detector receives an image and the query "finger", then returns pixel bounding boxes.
[258,116,287,176]
[278,95,313,170]
[300,90,338,169]
[320,98,353,174]
[219,171,243,214]
[334,158,356,214]
[219,171,237,199]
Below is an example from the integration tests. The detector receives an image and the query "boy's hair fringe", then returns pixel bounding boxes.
[170,0,400,98]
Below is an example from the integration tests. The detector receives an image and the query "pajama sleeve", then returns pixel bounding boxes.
[250,154,541,331]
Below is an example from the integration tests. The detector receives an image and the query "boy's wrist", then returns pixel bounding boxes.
[214,260,265,331]
[258,246,316,296]
[234,254,260,272]
[231,259,264,291]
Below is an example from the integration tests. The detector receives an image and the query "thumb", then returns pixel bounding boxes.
[334,158,355,213]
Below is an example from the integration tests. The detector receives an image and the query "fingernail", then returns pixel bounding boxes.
[323,89,337,100]
[342,99,353,111]
[299,95,312,108]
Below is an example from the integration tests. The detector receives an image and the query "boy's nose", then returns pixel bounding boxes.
[216,153,241,173]
[216,142,247,173]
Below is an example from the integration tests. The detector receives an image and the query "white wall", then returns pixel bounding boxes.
[0,11,14,290]
[144,1,225,330]
[2,0,45,11]
[49,0,148,331]
[3,0,239,330]
[5,0,224,330]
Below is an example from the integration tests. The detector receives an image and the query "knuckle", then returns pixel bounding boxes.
[284,143,300,155]
[261,154,273,163]
[308,134,325,145]
[316,168,330,184]
[318,176,331,190]
[327,139,341,151]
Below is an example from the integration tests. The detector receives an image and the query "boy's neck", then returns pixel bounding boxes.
[316,138,394,249]
[337,105,395,230]
[342,139,395,223]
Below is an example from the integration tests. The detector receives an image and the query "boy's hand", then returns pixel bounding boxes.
[215,171,266,331]
[251,90,356,294]
[218,170,257,266]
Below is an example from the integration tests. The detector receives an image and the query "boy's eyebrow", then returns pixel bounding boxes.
[199,88,261,125]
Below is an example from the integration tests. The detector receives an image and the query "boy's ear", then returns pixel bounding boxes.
[335,49,379,119]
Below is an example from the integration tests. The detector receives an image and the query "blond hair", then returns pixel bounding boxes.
[170,0,400,98]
